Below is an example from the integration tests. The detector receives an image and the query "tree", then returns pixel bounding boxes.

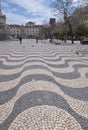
[75,23,88,37]
[76,0,88,17]
[39,22,51,39]
[21,25,26,38]
[80,0,88,5]
[51,0,77,44]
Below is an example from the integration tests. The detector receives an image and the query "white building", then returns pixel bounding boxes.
[8,25,21,36]
[0,0,42,40]
[7,22,42,39]
[25,21,42,38]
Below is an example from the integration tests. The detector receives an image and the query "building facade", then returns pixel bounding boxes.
[25,21,42,38]
[0,1,42,40]
[7,22,42,39]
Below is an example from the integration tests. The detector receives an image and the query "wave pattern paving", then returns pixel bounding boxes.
[0,40,88,130]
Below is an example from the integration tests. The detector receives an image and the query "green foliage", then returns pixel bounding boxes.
[53,32,59,37]
[75,23,88,37]
[53,30,67,38]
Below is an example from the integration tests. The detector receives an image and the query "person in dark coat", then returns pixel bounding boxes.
[19,35,22,44]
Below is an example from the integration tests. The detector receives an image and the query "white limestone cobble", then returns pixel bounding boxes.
[0,80,88,124]
[0,39,88,130]
[9,106,83,130]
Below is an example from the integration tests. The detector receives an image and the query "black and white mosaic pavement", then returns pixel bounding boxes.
[0,39,88,130]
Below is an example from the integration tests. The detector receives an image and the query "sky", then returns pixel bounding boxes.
[1,0,80,25]
[1,0,57,25]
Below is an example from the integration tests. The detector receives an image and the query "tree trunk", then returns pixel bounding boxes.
[66,19,74,44]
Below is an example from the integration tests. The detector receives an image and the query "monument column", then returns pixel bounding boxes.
[0,0,7,40]
[0,0,1,13]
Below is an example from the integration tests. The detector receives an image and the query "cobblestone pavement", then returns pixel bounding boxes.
[0,39,88,130]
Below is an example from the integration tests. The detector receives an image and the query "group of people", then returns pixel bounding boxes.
[18,36,39,44]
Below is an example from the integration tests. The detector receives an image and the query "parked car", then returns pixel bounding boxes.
[80,37,88,44]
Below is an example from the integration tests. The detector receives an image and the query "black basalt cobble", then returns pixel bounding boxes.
[0,91,88,130]
[0,74,88,105]
[0,40,88,130]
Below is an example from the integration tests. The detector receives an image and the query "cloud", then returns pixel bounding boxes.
[4,12,29,25]
[3,10,51,25]
[2,0,56,25]
[2,0,81,25]
[11,0,55,18]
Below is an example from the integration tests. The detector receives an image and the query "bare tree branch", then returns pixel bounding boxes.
[51,0,75,43]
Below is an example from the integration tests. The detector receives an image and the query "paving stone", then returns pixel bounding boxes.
[0,39,88,130]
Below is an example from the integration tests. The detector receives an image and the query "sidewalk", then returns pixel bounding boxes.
[0,39,88,130]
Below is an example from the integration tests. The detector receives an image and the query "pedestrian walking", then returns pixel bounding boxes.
[19,35,22,44]
[36,37,38,43]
